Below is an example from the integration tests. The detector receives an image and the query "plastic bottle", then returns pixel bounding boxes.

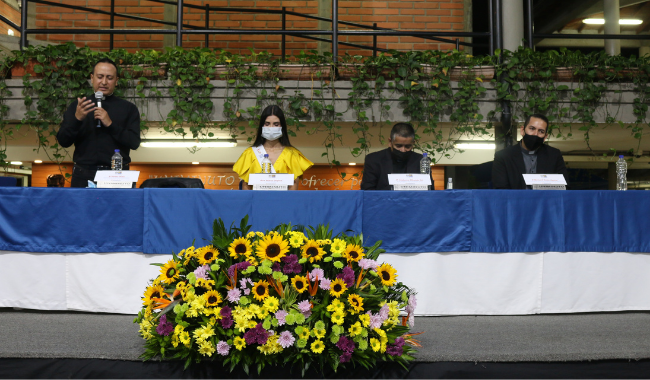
[111,149,123,171]
[447,178,453,190]
[261,154,272,174]
[419,153,431,175]
[616,155,627,191]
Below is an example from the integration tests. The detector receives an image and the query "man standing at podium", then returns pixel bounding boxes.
[57,58,141,188]
[492,114,568,189]
[361,123,433,190]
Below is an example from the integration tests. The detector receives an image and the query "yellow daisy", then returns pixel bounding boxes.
[181,246,196,265]
[331,311,345,325]
[376,263,398,286]
[256,233,290,262]
[159,260,179,284]
[252,280,270,301]
[348,321,362,337]
[313,329,326,339]
[263,296,280,313]
[347,294,364,313]
[204,290,222,307]
[234,336,246,350]
[330,239,346,255]
[289,232,304,248]
[301,240,325,262]
[195,278,215,290]
[246,231,256,239]
[197,245,219,265]
[329,278,347,298]
[344,244,364,262]
[142,284,165,306]
[370,337,381,352]
[291,275,309,294]
[298,327,311,340]
[310,339,325,354]
[228,238,252,259]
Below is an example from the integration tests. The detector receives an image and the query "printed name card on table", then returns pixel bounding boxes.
[387,173,431,191]
[523,174,567,190]
[94,170,140,188]
[248,173,294,191]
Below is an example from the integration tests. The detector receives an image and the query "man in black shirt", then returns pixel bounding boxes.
[361,123,433,190]
[56,58,141,188]
[492,113,568,189]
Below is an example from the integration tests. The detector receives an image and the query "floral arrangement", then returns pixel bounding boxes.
[135,216,419,374]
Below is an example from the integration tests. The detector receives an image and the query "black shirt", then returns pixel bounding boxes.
[56,94,141,166]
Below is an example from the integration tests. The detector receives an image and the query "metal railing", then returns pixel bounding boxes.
[0,0,500,60]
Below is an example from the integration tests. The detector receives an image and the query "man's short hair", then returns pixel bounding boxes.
[46,174,65,187]
[390,123,415,141]
[93,58,119,76]
[523,113,549,129]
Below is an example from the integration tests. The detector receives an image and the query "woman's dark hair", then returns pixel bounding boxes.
[252,105,292,147]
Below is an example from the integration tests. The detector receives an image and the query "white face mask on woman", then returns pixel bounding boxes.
[262,127,282,141]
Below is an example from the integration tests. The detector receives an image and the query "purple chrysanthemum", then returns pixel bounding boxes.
[297,300,312,313]
[272,262,281,272]
[228,261,252,278]
[156,314,174,336]
[319,278,331,290]
[193,264,210,280]
[277,331,295,348]
[216,341,230,356]
[281,255,302,274]
[227,288,242,303]
[386,344,403,357]
[369,312,383,329]
[243,323,269,345]
[275,310,288,326]
[379,304,390,320]
[358,258,379,270]
[221,316,233,329]
[408,294,418,309]
[336,266,355,287]
[339,352,352,363]
[310,268,325,281]
[335,335,355,353]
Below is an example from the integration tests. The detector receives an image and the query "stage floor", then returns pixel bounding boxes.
[2,308,650,363]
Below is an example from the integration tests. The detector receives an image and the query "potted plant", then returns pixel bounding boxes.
[278,50,333,81]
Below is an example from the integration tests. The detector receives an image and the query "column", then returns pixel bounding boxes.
[604,0,620,56]
[501,0,524,52]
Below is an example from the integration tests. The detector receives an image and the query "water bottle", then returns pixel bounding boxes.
[616,155,627,191]
[261,154,272,173]
[419,153,431,175]
[447,178,453,190]
[111,149,123,171]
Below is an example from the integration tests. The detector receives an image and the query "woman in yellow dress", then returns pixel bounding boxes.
[233,105,313,190]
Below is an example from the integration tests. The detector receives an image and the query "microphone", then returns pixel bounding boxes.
[94,91,103,128]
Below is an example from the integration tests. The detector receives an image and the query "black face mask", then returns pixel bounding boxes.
[391,149,412,162]
[522,134,544,151]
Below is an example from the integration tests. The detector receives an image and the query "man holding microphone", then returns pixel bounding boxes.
[56,58,141,188]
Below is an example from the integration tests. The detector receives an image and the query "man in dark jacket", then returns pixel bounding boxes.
[492,114,568,189]
[361,123,434,190]
[57,58,141,188]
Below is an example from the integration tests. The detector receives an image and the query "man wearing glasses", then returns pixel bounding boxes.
[492,114,568,189]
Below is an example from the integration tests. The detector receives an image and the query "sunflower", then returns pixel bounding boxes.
[301,240,325,263]
[228,238,252,259]
[252,280,270,301]
[376,263,398,286]
[347,294,364,313]
[159,260,180,284]
[329,278,348,298]
[197,245,219,265]
[291,275,309,294]
[204,290,222,306]
[142,284,165,305]
[344,244,364,262]
[256,234,290,262]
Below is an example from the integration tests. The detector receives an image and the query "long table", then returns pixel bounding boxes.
[1,188,649,315]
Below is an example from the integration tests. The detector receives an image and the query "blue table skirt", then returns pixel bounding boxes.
[1,188,648,254]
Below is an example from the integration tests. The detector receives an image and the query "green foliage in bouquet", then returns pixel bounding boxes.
[134,216,419,375]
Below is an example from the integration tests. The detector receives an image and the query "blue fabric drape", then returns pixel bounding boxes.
[143,189,363,254]
[362,191,472,252]
[0,188,143,253]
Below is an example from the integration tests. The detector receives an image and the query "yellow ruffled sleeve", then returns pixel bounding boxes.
[275,147,314,179]
[232,147,261,183]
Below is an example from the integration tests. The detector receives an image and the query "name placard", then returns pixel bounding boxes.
[388,173,431,191]
[523,174,567,190]
[94,170,140,189]
[249,173,294,191]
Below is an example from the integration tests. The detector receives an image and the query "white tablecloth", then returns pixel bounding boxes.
[2,250,650,315]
